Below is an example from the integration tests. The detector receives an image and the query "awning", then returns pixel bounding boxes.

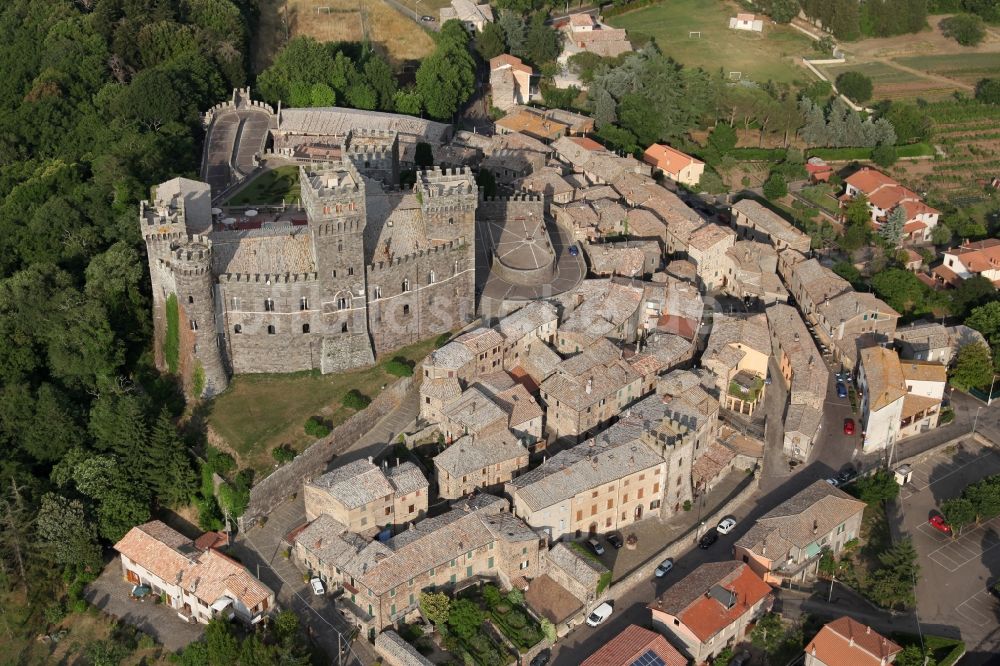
[211,596,234,611]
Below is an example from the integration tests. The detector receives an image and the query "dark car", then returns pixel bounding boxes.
[568,245,579,256]
[607,532,624,549]
[837,467,857,485]
[420,14,435,21]
[989,583,1000,600]
[699,531,719,549]
[530,648,552,666]
[836,381,848,398]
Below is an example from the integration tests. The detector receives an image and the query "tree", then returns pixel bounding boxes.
[855,470,900,504]
[952,275,995,317]
[967,301,1000,364]
[498,11,527,58]
[342,389,371,410]
[524,14,561,66]
[832,260,862,285]
[393,88,423,115]
[949,343,994,391]
[415,40,475,120]
[447,598,483,639]
[419,591,451,625]
[883,103,932,143]
[767,0,800,23]
[867,538,919,609]
[941,13,986,46]
[763,173,788,200]
[147,408,196,507]
[931,223,953,246]
[873,143,898,168]
[35,493,102,575]
[965,477,1000,522]
[708,123,737,155]
[975,78,1000,105]
[879,205,906,246]
[873,268,927,314]
[475,22,506,60]
[941,497,976,535]
[837,71,874,104]
[750,612,786,662]
[895,646,931,666]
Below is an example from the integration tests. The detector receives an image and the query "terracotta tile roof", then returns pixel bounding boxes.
[581,625,688,666]
[494,383,544,427]
[570,12,594,27]
[901,393,941,419]
[649,561,771,643]
[568,136,606,152]
[688,223,736,251]
[860,347,907,412]
[643,143,703,175]
[495,110,568,142]
[490,54,532,74]
[947,239,1000,274]
[805,617,902,666]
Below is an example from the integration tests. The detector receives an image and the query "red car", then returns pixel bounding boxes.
[843,418,855,435]
[929,515,952,535]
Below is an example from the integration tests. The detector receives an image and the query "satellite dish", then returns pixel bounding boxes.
[222,217,236,226]
[245,209,259,217]
[211,207,222,216]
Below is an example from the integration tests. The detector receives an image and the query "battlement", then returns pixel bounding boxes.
[140,198,185,228]
[144,231,189,245]
[479,193,543,203]
[300,161,364,198]
[368,237,467,271]
[202,87,275,127]
[219,271,319,284]
[313,219,364,236]
[419,166,474,183]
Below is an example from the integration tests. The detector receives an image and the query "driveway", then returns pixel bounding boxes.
[897,437,1000,661]
[85,557,204,653]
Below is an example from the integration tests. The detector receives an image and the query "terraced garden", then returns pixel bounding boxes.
[819,60,963,102]
[894,53,1000,86]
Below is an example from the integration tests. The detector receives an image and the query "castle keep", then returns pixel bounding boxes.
[142,160,479,397]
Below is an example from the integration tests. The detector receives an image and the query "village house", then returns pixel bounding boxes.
[581,625,688,666]
[895,321,953,365]
[734,480,866,584]
[842,167,940,244]
[729,12,764,31]
[551,136,651,186]
[496,300,559,369]
[731,199,811,254]
[934,239,1000,289]
[525,541,610,634]
[643,143,705,187]
[560,12,633,58]
[438,384,511,442]
[687,223,737,291]
[516,167,576,212]
[583,241,656,278]
[434,429,530,499]
[293,495,543,632]
[481,131,551,184]
[553,197,630,241]
[374,630,435,666]
[304,459,429,535]
[804,616,903,666]
[701,314,771,417]
[553,280,644,352]
[765,304,829,460]
[439,0,494,32]
[860,348,947,449]
[723,240,789,304]
[489,54,535,112]
[649,561,772,663]
[495,107,570,143]
[115,521,274,626]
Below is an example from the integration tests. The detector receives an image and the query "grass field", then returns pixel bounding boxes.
[207,334,440,474]
[254,0,435,72]
[894,53,1000,85]
[226,165,301,206]
[608,0,814,84]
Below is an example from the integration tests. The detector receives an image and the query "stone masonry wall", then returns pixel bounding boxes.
[238,376,414,531]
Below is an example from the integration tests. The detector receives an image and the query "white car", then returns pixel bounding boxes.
[717,517,737,534]
[310,577,325,595]
[586,602,613,627]
[654,558,674,577]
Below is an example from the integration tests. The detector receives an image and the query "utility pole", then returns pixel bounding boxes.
[974,406,983,435]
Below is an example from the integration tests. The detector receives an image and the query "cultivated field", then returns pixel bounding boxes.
[608,0,815,84]
[894,52,1000,86]
[254,0,435,72]
[818,59,964,102]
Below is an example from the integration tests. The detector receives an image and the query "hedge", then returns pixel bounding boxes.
[806,143,934,161]
[164,294,179,374]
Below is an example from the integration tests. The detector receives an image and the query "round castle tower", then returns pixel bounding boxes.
[170,236,229,398]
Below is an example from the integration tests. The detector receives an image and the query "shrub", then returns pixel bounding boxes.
[506,611,527,629]
[44,602,66,625]
[941,13,985,46]
[976,78,1000,105]
[506,588,524,606]
[192,362,205,397]
[837,71,874,104]
[596,571,612,597]
[304,416,331,438]
[873,144,898,168]
[683,500,692,511]
[272,445,295,463]
[540,618,556,642]
[494,602,511,614]
[342,389,371,410]
[763,173,788,200]
[385,357,414,377]
[448,598,484,640]
[482,585,502,609]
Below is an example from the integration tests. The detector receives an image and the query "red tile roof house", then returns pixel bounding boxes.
[115,520,274,625]
[804,616,903,666]
[933,238,1000,289]
[648,561,772,664]
[841,168,940,245]
[581,624,689,666]
[643,144,706,188]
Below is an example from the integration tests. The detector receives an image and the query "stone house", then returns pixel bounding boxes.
[439,385,511,442]
[374,630,435,666]
[687,224,737,292]
[439,0,494,32]
[419,376,463,424]
[804,617,903,666]
[489,54,535,112]
[303,459,429,535]
[701,314,771,417]
[723,240,788,304]
[455,327,506,377]
[731,199,811,254]
[649,561,772,664]
[423,341,476,384]
[115,521,274,625]
[496,301,559,371]
[734,480,865,584]
[561,13,633,57]
[642,144,705,187]
[894,321,953,365]
[434,429,530,499]
[553,280,644,353]
[293,495,542,632]
[516,167,576,214]
[584,242,651,278]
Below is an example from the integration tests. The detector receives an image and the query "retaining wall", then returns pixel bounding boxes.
[238,376,414,530]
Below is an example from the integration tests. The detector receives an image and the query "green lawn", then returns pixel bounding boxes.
[799,184,841,214]
[607,0,815,84]
[225,165,301,206]
[206,334,440,475]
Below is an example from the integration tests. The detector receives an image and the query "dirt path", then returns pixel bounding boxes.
[875,56,975,91]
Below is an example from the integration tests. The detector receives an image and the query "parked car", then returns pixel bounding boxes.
[588,538,605,556]
[654,558,674,577]
[310,577,325,595]
[607,532,624,549]
[717,517,737,534]
[729,650,752,666]
[420,14,435,21]
[929,515,952,535]
[699,531,719,549]
[837,467,857,485]
[530,648,552,666]
[825,478,840,487]
[836,382,848,398]
[586,602,613,627]
[844,418,855,435]
[568,245,579,257]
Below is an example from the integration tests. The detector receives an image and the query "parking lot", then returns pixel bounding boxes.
[901,438,1000,652]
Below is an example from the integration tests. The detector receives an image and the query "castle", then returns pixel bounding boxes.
[141,158,480,397]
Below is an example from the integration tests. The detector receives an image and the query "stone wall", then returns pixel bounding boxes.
[238,376,415,531]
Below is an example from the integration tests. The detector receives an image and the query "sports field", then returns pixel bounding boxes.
[608,0,814,84]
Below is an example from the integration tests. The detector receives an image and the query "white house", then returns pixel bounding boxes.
[843,168,940,244]
[729,13,764,32]
[858,347,906,454]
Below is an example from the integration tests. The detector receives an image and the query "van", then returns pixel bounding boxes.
[586,602,613,627]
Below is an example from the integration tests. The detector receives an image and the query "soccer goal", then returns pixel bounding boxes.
[315,6,332,13]
[728,71,742,80]
[688,31,701,38]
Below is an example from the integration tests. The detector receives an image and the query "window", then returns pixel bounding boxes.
[373,286,382,299]
[234,324,242,334]
[264,298,274,312]
[487,557,494,568]
[302,324,310,334]
[450,574,456,583]
[341,322,349,333]
[653,482,660,493]
[338,239,343,252]
[267,325,276,335]
[403,304,410,316]
[466,566,473,577]
[450,559,456,567]
[576,510,582,521]
[190,320,198,331]
[408,504,414,513]
[390,604,396,616]
[592,491,598,498]
[360,517,368,526]
[409,593,414,605]
[385,507,391,516]
[187,295,194,304]
[231,297,240,310]
[607,499,613,510]
[338,296,349,310]
[300,297,308,311]
[605,517,611,527]
[429,270,436,283]
[390,588,396,598]
[590,505,597,516]
[638,488,644,499]
[402,279,410,292]
[348,266,354,276]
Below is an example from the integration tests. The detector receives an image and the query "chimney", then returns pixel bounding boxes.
[867,625,872,634]
[586,378,593,394]
[812,519,819,534]
[368,456,374,464]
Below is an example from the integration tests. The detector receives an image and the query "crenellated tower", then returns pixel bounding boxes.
[415,167,478,243]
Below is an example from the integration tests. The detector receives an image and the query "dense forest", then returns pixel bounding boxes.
[0,0,251,648]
